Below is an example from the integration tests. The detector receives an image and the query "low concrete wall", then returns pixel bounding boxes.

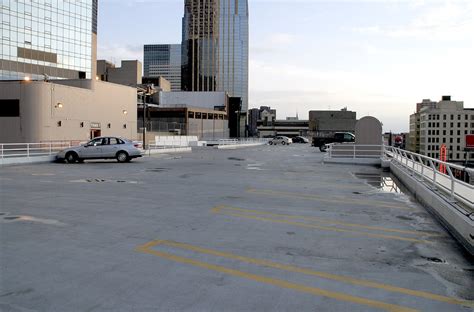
[390,161,474,255]
[216,143,267,150]
[323,157,381,166]
[144,147,192,155]
[0,155,56,166]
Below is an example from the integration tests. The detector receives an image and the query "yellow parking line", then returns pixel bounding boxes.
[213,205,441,237]
[218,210,432,244]
[247,188,411,210]
[136,240,473,308]
[136,241,417,312]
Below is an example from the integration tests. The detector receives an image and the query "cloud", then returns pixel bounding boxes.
[351,1,474,40]
[251,32,298,55]
[97,44,143,65]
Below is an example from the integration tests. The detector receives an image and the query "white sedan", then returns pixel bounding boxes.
[56,137,142,163]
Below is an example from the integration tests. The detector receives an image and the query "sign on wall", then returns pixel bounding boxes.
[90,122,101,129]
[466,134,474,150]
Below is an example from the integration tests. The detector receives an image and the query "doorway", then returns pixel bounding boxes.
[90,129,101,139]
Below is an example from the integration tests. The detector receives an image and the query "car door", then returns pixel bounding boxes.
[81,138,104,158]
[104,137,121,158]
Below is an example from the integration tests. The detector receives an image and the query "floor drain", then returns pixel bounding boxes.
[4,216,19,220]
[422,256,445,263]
[228,157,245,161]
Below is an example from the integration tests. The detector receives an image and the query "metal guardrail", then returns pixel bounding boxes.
[327,144,384,159]
[0,142,77,159]
[386,146,473,211]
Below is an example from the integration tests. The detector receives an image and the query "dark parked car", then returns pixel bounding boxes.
[312,132,355,151]
[292,136,309,143]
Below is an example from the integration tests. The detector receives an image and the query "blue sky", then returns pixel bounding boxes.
[98,0,474,132]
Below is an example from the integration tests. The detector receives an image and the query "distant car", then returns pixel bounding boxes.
[56,137,142,163]
[269,136,292,145]
[292,136,309,143]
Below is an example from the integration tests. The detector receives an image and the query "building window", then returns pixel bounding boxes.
[457,138,460,143]
[57,121,62,127]
[450,115,454,120]
[450,130,453,135]
[442,138,446,143]
[457,123,461,127]
[443,115,446,120]
[123,124,127,129]
[457,130,461,135]
[80,122,84,128]
[458,115,461,120]
[107,123,111,128]
[188,111,194,118]
[0,99,20,117]
[443,130,446,135]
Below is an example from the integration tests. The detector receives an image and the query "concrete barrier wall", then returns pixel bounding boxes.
[390,162,474,255]
[155,136,199,147]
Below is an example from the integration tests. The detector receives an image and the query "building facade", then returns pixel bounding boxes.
[0,80,137,143]
[308,109,357,137]
[143,44,181,91]
[408,99,436,153]
[1,0,98,80]
[97,60,142,86]
[181,0,248,135]
[410,96,474,163]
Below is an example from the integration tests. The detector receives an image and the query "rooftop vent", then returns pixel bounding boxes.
[442,95,451,101]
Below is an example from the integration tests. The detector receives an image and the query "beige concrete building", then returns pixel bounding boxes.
[410,96,474,163]
[0,80,137,143]
[97,60,142,86]
[408,99,436,153]
[309,109,357,137]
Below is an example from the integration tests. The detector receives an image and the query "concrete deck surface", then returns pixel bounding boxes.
[0,145,473,312]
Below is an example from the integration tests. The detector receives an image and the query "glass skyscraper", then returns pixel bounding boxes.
[181,0,248,112]
[0,0,97,80]
[143,44,182,92]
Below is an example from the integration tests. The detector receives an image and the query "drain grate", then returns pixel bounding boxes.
[422,256,445,263]
[4,216,19,220]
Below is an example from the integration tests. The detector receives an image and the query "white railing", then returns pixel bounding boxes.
[0,141,79,159]
[216,138,271,146]
[385,146,474,211]
[327,144,384,159]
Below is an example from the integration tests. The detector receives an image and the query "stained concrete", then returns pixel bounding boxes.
[0,145,473,311]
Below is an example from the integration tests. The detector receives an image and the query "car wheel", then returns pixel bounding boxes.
[65,152,78,163]
[282,141,286,145]
[116,151,129,163]
[269,141,273,145]
[319,145,326,152]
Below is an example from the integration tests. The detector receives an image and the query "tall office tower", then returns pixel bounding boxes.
[218,0,249,114]
[181,0,219,92]
[0,0,98,80]
[181,0,249,115]
[143,44,182,92]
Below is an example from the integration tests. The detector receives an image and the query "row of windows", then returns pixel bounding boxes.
[424,129,473,135]
[427,145,463,151]
[188,111,227,120]
[424,114,474,121]
[56,121,127,129]
[422,122,474,128]
[427,137,464,143]
[425,152,473,159]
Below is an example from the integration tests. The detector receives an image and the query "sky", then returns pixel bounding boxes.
[97,0,474,132]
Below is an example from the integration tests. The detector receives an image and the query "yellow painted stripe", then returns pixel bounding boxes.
[138,240,473,308]
[219,210,432,244]
[136,241,418,312]
[247,188,411,210]
[215,205,441,237]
